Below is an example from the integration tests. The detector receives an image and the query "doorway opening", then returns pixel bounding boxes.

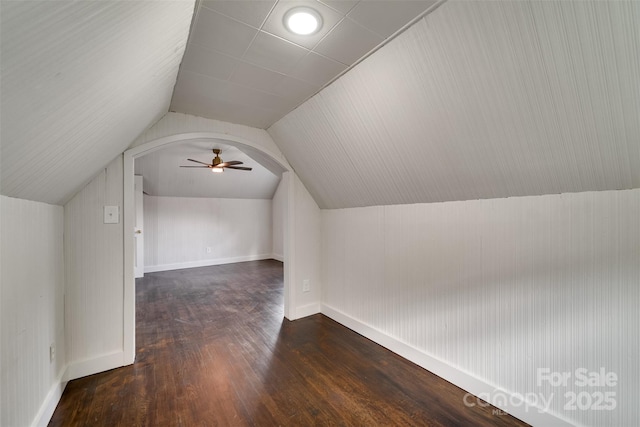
[123,132,293,364]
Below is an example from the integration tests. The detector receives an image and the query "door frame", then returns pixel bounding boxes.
[133,175,144,278]
[122,132,294,364]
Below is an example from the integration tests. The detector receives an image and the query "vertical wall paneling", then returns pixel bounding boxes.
[1,1,194,205]
[1,196,65,427]
[282,172,293,320]
[143,196,272,272]
[272,178,286,261]
[291,174,322,319]
[64,156,124,380]
[321,189,640,427]
[269,0,640,209]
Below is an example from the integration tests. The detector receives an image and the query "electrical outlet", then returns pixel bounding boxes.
[49,343,55,363]
[206,247,212,254]
[302,279,310,292]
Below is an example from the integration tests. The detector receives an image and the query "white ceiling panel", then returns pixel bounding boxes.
[289,52,348,86]
[171,0,439,129]
[319,0,359,15]
[269,0,640,209]
[242,31,309,74]
[181,43,242,80]
[270,76,320,100]
[201,0,277,29]
[348,0,437,38]
[171,73,283,129]
[176,71,293,112]
[229,61,287,93]
[1,0,194,204]
[172,98,282,131]
[189,7,258,57]
[135,142,280,199]
[314,17,383,65]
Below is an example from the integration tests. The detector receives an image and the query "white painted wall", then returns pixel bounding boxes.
[143,195,272,272]
[290,174,322,319]
[272,178,285,261]
[129,112,285,163]
[321,189,640,427]
[51,111,319,389]
[64,156,125,380]
[1,196,65,427]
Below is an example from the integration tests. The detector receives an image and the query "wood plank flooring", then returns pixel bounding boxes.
[50,259,528,426]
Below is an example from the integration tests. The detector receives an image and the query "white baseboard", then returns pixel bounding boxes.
[271,253,284,262]
[31,371,67,427]
[295,302,321,319]
[321,304,575,427]
[145,254,273,273]
[64,350,125,382]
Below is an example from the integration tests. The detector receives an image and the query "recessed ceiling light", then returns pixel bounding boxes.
[284,7,322,36]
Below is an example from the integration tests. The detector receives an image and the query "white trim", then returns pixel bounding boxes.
[271,253,284,262]
[321,304,576,427]
[123,153,135,365]
[283,171,296,320]
[144,254,273,273]
[31,372,67,427]
[124,132,295,364]
[126,132,290,169]
[63,351,125,382]
[296,302,321,319]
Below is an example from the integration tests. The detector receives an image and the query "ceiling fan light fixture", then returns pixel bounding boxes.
[181,149,250,173]
[284,7,322,36]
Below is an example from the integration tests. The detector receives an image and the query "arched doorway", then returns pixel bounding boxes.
[122,132,293,364]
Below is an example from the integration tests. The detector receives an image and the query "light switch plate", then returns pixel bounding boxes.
[104,206,120,224]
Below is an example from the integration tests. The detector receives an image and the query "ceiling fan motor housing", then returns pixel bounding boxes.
[181,149,252,172]
[212,149,222,167]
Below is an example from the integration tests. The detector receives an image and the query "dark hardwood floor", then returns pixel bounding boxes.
[50,259,528,426]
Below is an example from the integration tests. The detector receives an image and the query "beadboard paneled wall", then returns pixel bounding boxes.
[272,178,286,261]
[1,1,194,205]
[64,156,124,379]
[143,195,272,272]
[322,189,640,427]
[269,0,640,209]
[1,196,65,427]
[290,174,322,318]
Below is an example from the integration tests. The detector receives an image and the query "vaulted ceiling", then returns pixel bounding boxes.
[171,0,439,128]
[270,0,640,208]
[2,0,639,209]
[1,1,195,205]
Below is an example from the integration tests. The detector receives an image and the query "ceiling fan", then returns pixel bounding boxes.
[180,149,252,173]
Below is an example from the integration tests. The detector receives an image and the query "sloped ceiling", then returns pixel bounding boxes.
[135,142,280,199]
[170,0,439,128]
[1,0,194,205]
[269,0,640,209]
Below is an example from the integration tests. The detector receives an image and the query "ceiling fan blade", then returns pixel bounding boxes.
[187,158,212,166]
[225,166,252,171]
[180,166,210,168]
[217,160,243,168]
